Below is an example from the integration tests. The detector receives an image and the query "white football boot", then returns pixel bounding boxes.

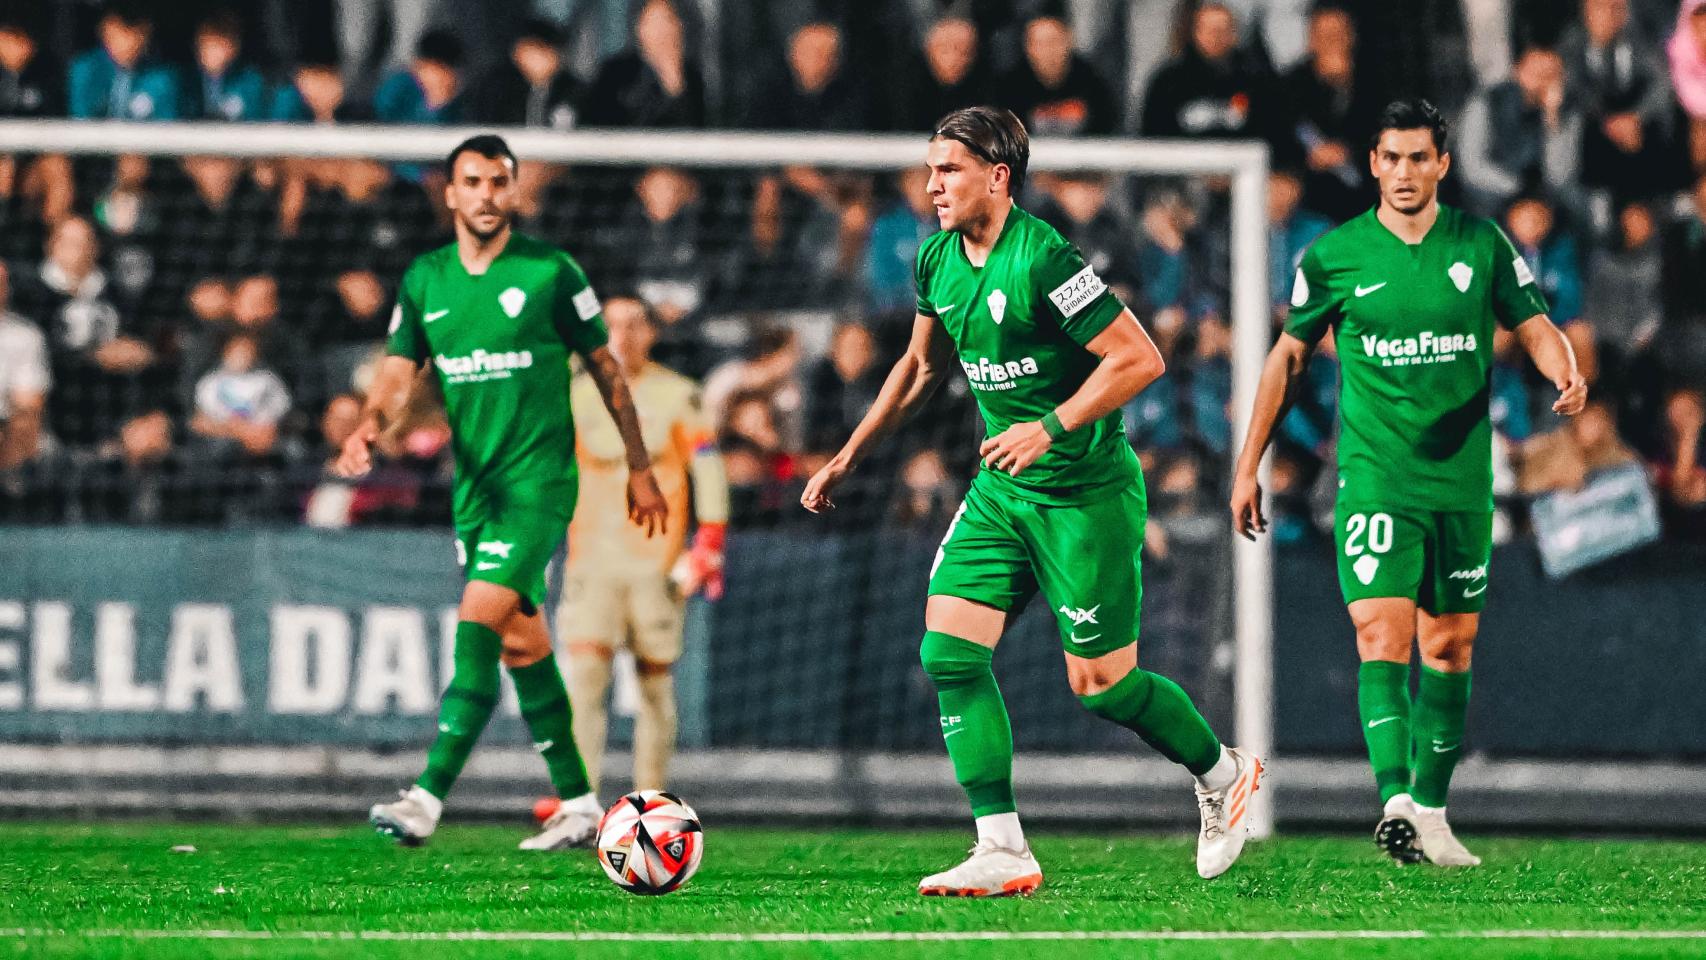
[1193,746,1265,879]
[918,839,1044,897]
[519,792,601,851]
[370,786,440,846]
[1374,793,1425,865]
[1412,804,1482,867]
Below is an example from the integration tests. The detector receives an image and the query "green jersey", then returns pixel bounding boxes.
[914,204,1138,505]
[1285,205,1549,511]
[386,232,609,519]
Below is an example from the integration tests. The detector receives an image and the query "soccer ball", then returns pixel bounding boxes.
[595,790,704,895]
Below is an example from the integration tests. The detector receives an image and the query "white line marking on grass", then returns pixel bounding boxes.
[4,930,1706,943]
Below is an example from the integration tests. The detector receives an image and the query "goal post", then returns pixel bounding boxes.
[0,120,1273,838]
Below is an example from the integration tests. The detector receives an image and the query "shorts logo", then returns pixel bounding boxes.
[987,289,1007,325]
[478,540,514,558]
[1058,604,1100,626]
[1353,554,1380,586]
[1448,563,1487,581]
[1449,261,1473,293]
[476,561,502,572]
[1049,264,1107,318]
[500,287,527,318]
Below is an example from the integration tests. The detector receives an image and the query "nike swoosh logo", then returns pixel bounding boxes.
[425,309,449,322]
[476,561,501,571]
[1463,584,1487,598]
[1354,283,1387,297]
[934,304,957,314]
[1432,742,1459,753]
[1366,716,1400,729]
[1068,632,1102,644]
[942,729,964,739]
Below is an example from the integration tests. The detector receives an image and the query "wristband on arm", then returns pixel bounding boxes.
[1041,410,1069,441]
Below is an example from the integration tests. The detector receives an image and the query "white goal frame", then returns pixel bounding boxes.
[0,121,1274,838]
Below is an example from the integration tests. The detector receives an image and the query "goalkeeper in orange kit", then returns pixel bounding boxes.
[559,294,729,792]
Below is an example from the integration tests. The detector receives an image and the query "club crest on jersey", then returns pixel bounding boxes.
[500,287,527,318]
[1448,261,1473,293]
[987,289,1007,324]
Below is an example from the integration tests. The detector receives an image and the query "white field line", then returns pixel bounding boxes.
[2,929,1705,943]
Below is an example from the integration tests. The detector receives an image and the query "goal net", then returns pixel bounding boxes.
[0,122,1273,837]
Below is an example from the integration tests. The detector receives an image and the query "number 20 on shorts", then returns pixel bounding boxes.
[1344,512,1393,556]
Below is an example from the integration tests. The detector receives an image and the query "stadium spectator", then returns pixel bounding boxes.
[889,447,958,529]
[1135,188,1196,351]
[0,16,72,232]
[1584,200,1663,398]
[1456,45,1584,219]
[718,390,798,526]
[1032,172,1143,301]
[1504,195,1590,372]
[744,21,870,131]
[598,167,710,327]
[1658,173,1706,501]
[999,13,1117,136]
[153,155,274,314]
[283,158,435,281]
[373,29,467,126]
[899,17,994,133]
[582,0,706,128]
[726,170,871,309]
[271,61,362,123]
[803,320,884,455]
[67,4,181,121]
[1267,169,1332,324]
[21,216,169,451]
[864,166,935,314]
[188,10,268,122]
[1275,5,1382,221]
[336,0,435,85]
[190,333,291,460]
[1561,0,1677,230]
[472,18,584,129]
[1140,2,1274,139]
[0,262,50,473]
[704,324,803,452]
[305,269,390,407]
[1666,0,1706,172]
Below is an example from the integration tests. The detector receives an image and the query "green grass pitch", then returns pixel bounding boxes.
[3,822,1705,959]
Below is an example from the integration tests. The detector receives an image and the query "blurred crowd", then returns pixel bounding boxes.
[0,0,1703,545]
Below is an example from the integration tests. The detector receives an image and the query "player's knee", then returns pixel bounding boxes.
[919,632,993,687]
[500,634,552,668]
[1418,630,1475,671]
[1352,617,1411,662]
[1064,646,1138,698]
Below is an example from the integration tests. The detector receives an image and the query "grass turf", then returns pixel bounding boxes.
[2,823,1704,959]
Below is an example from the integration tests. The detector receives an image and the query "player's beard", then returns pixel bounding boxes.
[1384,185,1433,216]
[460,207,513,243]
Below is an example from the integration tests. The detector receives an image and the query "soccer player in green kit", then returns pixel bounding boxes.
[338,135,669,850]
[803,107,1263,895]
[1231,100,1587,867]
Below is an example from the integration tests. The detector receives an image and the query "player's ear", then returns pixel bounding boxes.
[1436,150,1451,181]
[990,161,1010,197]
[442,179,455,212]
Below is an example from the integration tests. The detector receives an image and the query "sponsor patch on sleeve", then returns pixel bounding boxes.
[1290,268,1309,307]
[388,304,402,335]
[1047,265,1108,319]
[1512,255,1536,288]
[573,286,602,321]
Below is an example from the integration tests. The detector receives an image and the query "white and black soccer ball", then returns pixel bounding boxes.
[595,790,704,895]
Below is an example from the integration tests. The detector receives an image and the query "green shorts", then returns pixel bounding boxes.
[927,475,1144,658]
[454,489,577,614]
[1333,502,1493,615]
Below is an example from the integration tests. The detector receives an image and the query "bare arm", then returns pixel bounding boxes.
[584,344,668,536]
[1229,332,1316,540]
[0,392,43,471]
[801,312,956,512]
[333,355,419,477]
[1514,314,1588,415]
[979,308,1165,475]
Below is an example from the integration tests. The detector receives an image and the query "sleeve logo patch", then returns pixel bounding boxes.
[1290,268,1309,307]
[1512,255,1536,287]
[388,304,402,336]
[1048,264,1108,319]
[572,286,602,321]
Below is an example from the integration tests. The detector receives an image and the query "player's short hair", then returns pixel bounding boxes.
[932,106,1030,197]
[444,134,518,180]
[416,29,464,68]
[1371,98,1449,154]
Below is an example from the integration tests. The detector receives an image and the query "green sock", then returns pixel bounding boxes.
[509,653,593,799]
[417,621,503,800]
[1411,666,1471,808]
[1358,660,1414,804]
[1079,668,1221,776]
[920,631,1015,817]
